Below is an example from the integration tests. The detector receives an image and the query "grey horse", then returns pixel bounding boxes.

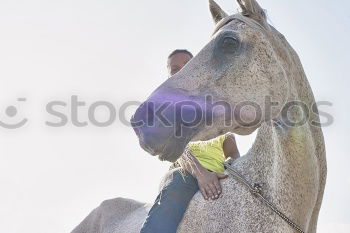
[72,0,326,232]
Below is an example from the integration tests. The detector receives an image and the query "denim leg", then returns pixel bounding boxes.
[140,169,199,233]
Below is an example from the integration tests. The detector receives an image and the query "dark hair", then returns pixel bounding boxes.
[168,49,193,59]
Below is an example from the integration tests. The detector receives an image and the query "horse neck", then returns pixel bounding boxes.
[241,91,325,227]
[251,29,326,193]
[233,29,326,229]
[250,120,319,182]
[245,116,324,227]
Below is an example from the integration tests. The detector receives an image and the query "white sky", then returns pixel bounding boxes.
[0,0,349,233]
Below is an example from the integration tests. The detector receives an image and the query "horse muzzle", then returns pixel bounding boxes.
[131,88,206,162]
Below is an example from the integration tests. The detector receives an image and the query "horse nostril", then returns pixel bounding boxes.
[132,122,141,136]
[130,113,142,130]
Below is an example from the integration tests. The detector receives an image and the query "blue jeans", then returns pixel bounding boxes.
[140,168,199,233]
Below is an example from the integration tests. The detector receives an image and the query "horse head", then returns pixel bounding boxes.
[132,0,298,162]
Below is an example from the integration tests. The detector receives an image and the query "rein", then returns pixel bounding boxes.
[224,161,306,233]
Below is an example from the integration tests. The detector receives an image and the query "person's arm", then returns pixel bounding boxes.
[223,133,240,162]
[179,150,227,200]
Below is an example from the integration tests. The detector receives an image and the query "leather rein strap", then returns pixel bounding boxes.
[224,161,305,233]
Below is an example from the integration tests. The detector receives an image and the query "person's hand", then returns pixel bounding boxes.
[195,169,228,200]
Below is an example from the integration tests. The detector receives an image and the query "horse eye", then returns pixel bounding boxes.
[221,37,239,53]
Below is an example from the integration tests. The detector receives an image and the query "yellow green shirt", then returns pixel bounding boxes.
[187,133,229,173]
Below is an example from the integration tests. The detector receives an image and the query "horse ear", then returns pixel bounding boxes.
[209,0,228,24]
[236,0,269,28]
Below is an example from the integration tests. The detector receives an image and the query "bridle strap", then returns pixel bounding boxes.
[212,13,266,36]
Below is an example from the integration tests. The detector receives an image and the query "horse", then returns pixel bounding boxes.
[72,0,326,232]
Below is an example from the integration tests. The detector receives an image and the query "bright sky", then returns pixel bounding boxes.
[0,0,349,233]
